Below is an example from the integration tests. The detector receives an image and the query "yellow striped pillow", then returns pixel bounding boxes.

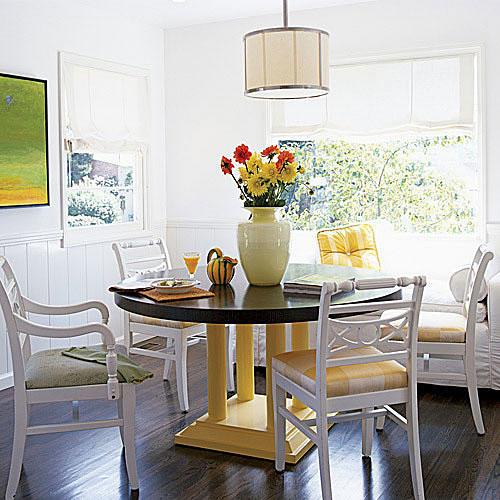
[317,223,381,271]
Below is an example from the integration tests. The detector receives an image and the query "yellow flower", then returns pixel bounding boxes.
[261,162,279,184]
[246,152,263,172]
[279,161,298,183]
[297,164,306,174]
[247,174,268,197]
[239,167,251,181]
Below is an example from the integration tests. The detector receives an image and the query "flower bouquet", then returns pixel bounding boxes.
[220,144,309,207]
[219,144,311,285]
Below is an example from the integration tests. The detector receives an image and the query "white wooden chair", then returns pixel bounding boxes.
[273,276,426,500]
[380,244,493,435]
[112,238,234,412]
[0,256,140,499]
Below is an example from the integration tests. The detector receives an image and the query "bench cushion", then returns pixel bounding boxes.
[381,310,467,343]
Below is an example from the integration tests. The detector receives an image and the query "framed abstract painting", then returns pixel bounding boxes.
[0,73,49,208]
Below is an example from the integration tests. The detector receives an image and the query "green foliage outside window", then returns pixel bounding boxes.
[281,136,476,233]
[68,153,93,185]
[66,151,136,227]
[67,189,121,226]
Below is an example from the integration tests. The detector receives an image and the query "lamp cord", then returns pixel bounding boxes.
[283,0,289,27]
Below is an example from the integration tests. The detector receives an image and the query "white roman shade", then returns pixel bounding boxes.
[270,53,476,139]
[62,54,150,152]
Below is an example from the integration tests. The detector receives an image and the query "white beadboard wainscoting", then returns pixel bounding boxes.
[165,218,322,269]
[166,219,241,269]
[165,218,495,281]
[1,220,499,390]
[0,237,127,390]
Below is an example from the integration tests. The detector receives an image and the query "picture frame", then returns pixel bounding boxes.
[0,72,49,208]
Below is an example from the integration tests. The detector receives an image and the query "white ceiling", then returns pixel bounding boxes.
[72,0,375,29]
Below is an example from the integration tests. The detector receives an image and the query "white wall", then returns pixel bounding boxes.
[164,0,500,277]
[2,0,500,387]
[0,0,167,388]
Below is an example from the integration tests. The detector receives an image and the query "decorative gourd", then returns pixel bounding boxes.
[206,248,238,285]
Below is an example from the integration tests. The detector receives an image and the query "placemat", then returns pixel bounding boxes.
[138,287,215,302]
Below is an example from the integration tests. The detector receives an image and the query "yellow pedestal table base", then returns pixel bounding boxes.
[175,322,320,463]
[175,393,318,463]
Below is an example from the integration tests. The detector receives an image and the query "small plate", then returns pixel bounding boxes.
[151,278,200,295]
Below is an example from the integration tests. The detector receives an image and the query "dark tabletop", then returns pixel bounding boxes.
[113,263,401,325]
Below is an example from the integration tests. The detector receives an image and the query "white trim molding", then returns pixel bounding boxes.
[166,217,241,230]
[0,230,63,247]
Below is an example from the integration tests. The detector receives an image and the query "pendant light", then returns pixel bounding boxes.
[244,0,330,99]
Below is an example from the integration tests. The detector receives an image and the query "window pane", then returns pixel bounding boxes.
[281,135,478,234]
[66,151,137,227]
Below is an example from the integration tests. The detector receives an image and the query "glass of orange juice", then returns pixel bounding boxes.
[183,252,200,279]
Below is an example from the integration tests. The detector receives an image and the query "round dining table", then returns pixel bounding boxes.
[114,263,401,464]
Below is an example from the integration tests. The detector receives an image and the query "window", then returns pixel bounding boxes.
[60,53,150,242]
[66,151,139,227]
[270,50,481,236]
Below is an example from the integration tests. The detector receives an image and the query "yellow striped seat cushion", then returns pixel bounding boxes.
[272,346,407,397]
[130,314,197,329]
[317,224,381,270]
[380,310,466,343]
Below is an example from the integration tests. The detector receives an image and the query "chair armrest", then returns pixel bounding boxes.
[15,316,119,400]
[22,297,109,324]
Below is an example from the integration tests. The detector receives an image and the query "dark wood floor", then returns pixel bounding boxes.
[0,340,499,500]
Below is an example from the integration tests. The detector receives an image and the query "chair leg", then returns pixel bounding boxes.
[464,354,485,435]
[226,326,235,392]
[72,400,80,421]
[273,379,287,472]
[6,398,28,500]
[162,338,174,381]
[406,400,425,500]
[317,411,333,500]
[122,384,139,491]
[376,415,386,431]
[175,337,189,412]
[361,407,374,457]
[123,319,132,354]
[117,397,125,446]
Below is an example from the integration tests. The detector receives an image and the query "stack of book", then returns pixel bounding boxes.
[283,273,355,296]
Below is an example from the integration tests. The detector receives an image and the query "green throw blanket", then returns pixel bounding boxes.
[62,347,154,384]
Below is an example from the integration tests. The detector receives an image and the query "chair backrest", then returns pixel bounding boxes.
[0,257,30,386]
[317,223,381,271]
[315,276,426,400]
[463,245,493,331]
[112,238,172,280]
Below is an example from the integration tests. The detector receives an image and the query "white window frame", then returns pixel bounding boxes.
[266,45,486,243]
[58,52,152,247]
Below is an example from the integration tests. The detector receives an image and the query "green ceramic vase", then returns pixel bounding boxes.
[237,207,290,286]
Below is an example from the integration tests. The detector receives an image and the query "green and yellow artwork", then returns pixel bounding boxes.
[0,73,49,207]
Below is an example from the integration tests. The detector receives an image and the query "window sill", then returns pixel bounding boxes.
[62,223,157,248]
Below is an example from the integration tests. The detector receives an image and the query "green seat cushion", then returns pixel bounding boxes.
[25,344,128,389]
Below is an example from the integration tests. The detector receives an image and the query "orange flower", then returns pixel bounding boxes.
[276,150,295,168]
[234,144,252,164]
[220,156,234,175]
[261,145,279,158]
